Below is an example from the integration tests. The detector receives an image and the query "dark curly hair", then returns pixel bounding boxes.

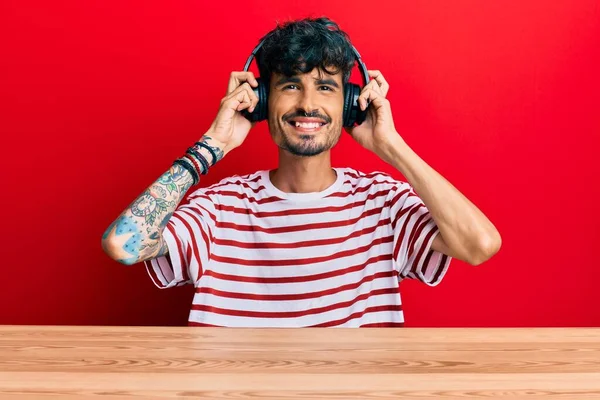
[255,17,356,90]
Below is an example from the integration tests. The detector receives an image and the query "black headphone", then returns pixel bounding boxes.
[240,39,370,127]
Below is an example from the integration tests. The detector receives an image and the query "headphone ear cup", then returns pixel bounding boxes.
[242,77,268,122]
[343,83,367,128]
[256,78,268,121]
[342,83,355,127]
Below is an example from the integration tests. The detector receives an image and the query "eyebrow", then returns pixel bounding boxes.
[274,76,340,89]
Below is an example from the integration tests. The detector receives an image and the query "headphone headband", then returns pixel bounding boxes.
[243,39,370,86]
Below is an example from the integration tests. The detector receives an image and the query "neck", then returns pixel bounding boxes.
[270,149,337,193]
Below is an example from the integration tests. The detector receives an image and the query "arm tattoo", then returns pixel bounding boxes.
[103,163,195,265]
[157,237,169,257]
[199,136,224,163]
[102,215,143,265]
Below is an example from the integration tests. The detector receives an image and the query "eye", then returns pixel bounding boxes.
[283,84,299,90]
[319,86,333,91]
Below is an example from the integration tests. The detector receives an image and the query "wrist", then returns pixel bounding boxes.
[378,134,408,166]
[197,133,227,165]
[386,138,424,182]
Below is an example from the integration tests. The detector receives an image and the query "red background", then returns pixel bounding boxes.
[1,0,599,327]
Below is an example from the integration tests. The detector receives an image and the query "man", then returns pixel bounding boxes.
[102,17,501,327]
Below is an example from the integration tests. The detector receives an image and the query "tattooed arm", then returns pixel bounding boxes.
[102,69,259,265]
[101,136,224,266]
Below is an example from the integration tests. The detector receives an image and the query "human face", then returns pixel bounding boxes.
[267,67,344,157]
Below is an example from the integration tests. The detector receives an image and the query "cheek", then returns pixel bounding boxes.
[330,96,345,118]
[268,93,291,112]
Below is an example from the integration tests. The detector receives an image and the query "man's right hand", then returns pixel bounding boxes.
[204,71,260,157]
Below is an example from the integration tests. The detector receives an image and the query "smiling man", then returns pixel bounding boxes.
[102,17,501,327]
[270,71,341,157]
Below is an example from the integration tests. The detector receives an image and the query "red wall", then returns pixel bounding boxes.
[2,0,599,327]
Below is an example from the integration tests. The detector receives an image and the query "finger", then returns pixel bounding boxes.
[365,79,384,96]
[222,87,252,112]
[367,89,389,112]
[234,90,252,111]
[358,87,376,110]
[240,82,260,113]
[359,79,383,111]
[358,87,387,111]
[228,82,258,111]
[368,70,389,97]
[367,92,389,110]
[358,87,366,111]
[232,82,259,113]
[227,71,259,94]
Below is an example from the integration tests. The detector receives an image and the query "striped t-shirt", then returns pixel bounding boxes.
[144,167,452,327]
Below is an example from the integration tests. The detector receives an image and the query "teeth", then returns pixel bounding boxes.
[295,122,322,129]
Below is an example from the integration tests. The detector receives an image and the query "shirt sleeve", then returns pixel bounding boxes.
[388,182,452,286]
[144,190,216,289]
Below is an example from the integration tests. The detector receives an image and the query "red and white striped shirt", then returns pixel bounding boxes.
[145,167,451,327]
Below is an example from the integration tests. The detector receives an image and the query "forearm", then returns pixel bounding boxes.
[382,136,501,264]
[101,135,224,265]
[101,163,195,265]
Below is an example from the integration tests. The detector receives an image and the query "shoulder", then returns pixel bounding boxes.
[186,170,266,204]
[338,167,407,192]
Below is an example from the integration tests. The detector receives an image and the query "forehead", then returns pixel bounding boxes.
[273,66,342,82]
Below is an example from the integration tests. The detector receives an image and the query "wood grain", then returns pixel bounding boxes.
[0,326,599,399]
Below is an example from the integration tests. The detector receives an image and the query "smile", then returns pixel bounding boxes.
[287,121,327,133]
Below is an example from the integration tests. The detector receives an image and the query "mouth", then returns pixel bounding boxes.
[286,120,328,133]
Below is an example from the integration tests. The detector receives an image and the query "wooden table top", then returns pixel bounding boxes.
[0,326,599,399]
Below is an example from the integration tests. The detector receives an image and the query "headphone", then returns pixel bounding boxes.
[240,39,370,127]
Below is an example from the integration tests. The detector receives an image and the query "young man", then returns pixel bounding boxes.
[102,17,501,327]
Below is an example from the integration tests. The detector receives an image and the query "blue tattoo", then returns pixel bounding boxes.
[114,215,143,265]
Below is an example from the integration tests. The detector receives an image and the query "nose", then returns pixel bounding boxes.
[297,87,319,115]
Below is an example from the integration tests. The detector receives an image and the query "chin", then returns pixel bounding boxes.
[277,135,326,157]
[286,145,327,157]
[269,120,342,156]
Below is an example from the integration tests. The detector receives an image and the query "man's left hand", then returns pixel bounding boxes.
[345,70,402,163]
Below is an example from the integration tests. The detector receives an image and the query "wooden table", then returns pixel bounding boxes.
[0,326,599,399]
